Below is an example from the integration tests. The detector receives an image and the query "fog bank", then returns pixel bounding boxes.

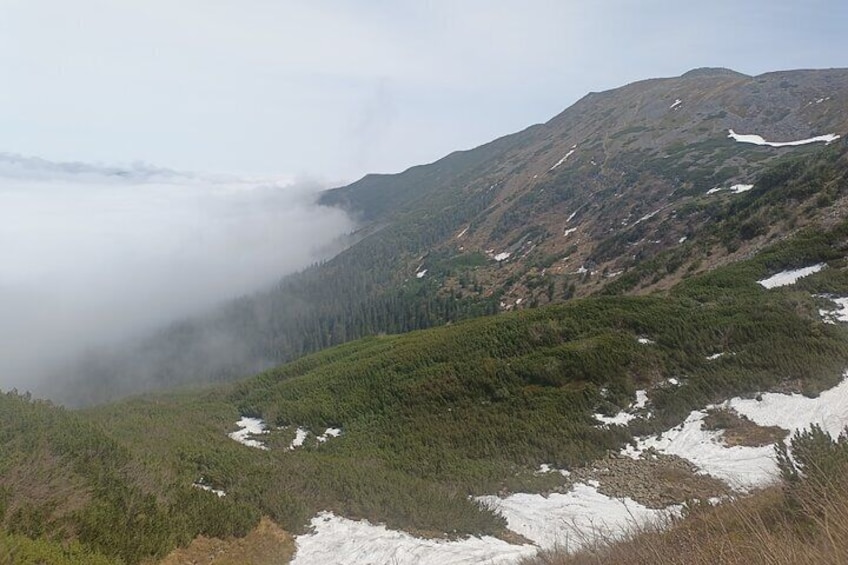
[0,153,354,394]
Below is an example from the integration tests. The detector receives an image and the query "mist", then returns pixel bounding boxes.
[0,153,355,397]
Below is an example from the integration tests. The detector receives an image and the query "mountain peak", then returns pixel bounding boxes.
[680,67,750,79]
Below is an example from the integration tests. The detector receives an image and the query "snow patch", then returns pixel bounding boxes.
[416,269,428,279]
[550,145,577,171]
[669,99,682,110]
[317,428,342,443]
[820,297,848,324]
[706,184,754,196]
[456,227,469,239]
[291,512,536,565]
[193,480,226,497]
[757,264,825,289]
[290,427,309,450]
[478,483,675,552]
[678,236,687,244]
[706,353,725,361]
[564,227,577,236]
[728,129,840,147]
[623,375,848,492]
[493,252,511,262]
[566,211,578,223]
[637,337,655,345]
[228,417,269,450]
[634,209,661,225]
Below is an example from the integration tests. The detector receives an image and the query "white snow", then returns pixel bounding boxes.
[564,227,577,236]
[729,184,754,194]
[637,337,655,345]
[623,375,848,492]
[706,184,754,196]
[706,353,725,361]
[193,480,226,497]
[757,264,825,289]
[820,297,848,324]
[566,211,578,223]
[478,483,674,552]
[550,145,578,171]
[728,129,841,147]
[290,427,309,450]
[595,411,636,427]
[678,236,688,243]
[456,227,469,239]
[726,376,848,440]
[290,512,536,565]
[667,378,680,386]
[416,269,428,279]
[228,417,269,450]
[669,99,682,110]
[317,428,342,443]
[634,209,661,225]
[494,252,511,262]
[594,390,647,427]
[534,464,570,477]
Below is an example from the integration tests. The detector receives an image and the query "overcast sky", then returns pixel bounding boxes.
[2,0,846,181]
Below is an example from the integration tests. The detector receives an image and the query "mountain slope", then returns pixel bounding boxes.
[54,67,848,404]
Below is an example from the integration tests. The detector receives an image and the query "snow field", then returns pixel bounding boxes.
[757,264,825,289]
[728,129,840,147]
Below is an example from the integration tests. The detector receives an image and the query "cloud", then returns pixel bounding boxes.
[0,153,354,393]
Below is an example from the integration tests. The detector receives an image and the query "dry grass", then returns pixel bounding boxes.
[522,474,848,565]
[154,517,295,565]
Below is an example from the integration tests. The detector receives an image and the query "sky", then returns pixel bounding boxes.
[0,0,846,394]
[1,0,847,181]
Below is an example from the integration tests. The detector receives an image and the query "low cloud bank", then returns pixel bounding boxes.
[0,153,354,395]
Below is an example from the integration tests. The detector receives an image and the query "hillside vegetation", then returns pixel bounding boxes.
[50,68,848,405]
[5,209,848,562]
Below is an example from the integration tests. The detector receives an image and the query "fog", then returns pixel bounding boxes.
[0,153,355,395]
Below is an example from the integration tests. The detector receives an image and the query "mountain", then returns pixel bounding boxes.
[5,66,848,564]
[53,67,848,404]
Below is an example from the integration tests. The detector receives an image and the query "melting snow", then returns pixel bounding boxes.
[623,375,848,492]
[318,428,342,443]
[228,417,269,450]
[594,390,647,427]
[478,484,674,552]
[416,269,428,279]
[290,512,536,565]
[494,252,511,262]
[669,99,682,110]
[290,427,309,450]
[564,227,577,236]
[706,353,725,361]
[820,297,848,324]
[637,337,655,345]
[633,209,661,225]
[757,264,825,289]
[728,129,841,147]
[550,145,577,171]
[707,184,754,196]
[678,236,687,243]
[193,480,226,497]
